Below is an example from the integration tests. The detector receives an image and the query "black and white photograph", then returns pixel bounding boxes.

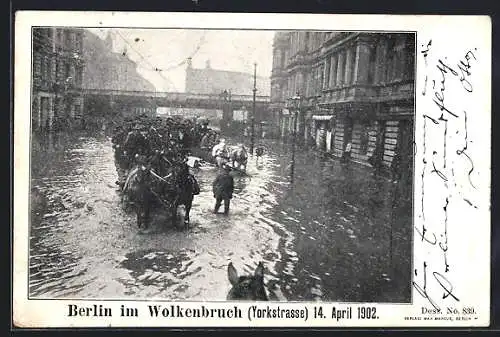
[13,11,493,328]
[28,27,415,303]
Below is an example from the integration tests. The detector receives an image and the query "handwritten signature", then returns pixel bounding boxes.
[415,40,478,310]
[413,262,460,310]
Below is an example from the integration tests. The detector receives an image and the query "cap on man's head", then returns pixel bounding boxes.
[220,138,226,143]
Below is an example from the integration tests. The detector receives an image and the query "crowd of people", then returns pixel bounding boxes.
[110,113,243,226]
[110,114,218,228]
[111,114,214,179]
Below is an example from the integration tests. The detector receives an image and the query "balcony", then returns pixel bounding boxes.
[271,68,286,78]
[323,32,356,47]
[376,81,414,102]
[317,79,414,106]
[320,84,378,105]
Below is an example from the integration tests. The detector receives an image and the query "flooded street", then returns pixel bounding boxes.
[29,132,412,303]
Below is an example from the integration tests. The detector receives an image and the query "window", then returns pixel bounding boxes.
[55,58,60,83]
[329,54,337,87]
[305,72,310,96]
[338,52,346,86]
[65,62,72,86]
[40,97,49,130]
[367,46,377,84]
[314,67,319,93]
[42,56,50,84]
[394,38,406,81]
[50,58,56,83]
[349,48,356,85]
[385,38,396,82]
[318,65,324,92]
[359,123,370,155]
[404,37,415,80]
[33,53,41,77]
[64,30,71,49]
[75,31,82,51]
[323,59,330,89]
[75,66,82,87]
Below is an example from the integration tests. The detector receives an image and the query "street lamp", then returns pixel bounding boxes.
[250,62,257,155]
[286,92,302,183]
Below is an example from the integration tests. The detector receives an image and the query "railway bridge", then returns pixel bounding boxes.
[83,89,271,121]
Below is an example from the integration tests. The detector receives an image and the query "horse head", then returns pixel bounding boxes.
[255,147,264,157]
[227,262,268,301]
[236,143,247,154]
[135,164,151,182]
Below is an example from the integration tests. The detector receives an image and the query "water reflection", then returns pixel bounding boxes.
[29,132,411,302]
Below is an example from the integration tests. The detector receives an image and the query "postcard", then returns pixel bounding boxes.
[13,11,491,327]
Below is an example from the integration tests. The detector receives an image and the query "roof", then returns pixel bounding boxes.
[82,30,156,92]
[186,67,270,96]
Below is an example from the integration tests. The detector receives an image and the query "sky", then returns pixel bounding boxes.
[86,28,275,92]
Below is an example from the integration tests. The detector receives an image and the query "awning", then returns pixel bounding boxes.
[312,115,334,121]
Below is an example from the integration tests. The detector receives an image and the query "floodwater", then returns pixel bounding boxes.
[29,131,412,302]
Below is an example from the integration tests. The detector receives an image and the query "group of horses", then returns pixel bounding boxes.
[215,144,249,172]
[199,131,250,172]
[118,152,199,231]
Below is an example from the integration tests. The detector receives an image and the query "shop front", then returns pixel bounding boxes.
[312,114,334,151]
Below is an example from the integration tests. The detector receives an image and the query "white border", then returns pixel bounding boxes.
[14,12,491,328]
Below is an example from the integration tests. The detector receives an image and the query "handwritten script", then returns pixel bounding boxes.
[414,40,479,310]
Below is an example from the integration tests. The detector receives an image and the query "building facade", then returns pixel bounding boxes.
[270,32,415,176]
[81,31,157,121]
[32,28,85,133]
[185,58,270,96]
[185,58,272,135]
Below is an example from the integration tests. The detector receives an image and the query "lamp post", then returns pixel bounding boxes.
[287,92,302,183]
[250,62,257,155]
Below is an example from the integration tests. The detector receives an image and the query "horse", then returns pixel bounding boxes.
[122,165,155,229]
[228,144,248,171]
[255,146,264,158]
[214,153,229,169]
[160,163,199,229]
[226,262,268,301]
[255,145,265,166]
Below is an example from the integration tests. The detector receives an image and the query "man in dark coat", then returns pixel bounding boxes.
[212,165,234,215]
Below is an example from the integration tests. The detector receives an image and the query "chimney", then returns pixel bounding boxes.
[205,59,211,69]
[187,57,192,68]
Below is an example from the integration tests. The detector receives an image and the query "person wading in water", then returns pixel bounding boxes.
[212,138,228,168]
[212,164,234,215]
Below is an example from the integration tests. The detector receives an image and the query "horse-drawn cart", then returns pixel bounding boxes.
[120,161,199,231]
[111,114,203,231]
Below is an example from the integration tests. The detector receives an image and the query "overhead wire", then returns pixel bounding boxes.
[134,30,207,73]
[112,30,178,92]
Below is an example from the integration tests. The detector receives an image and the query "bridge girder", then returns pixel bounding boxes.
[83,92,270,112]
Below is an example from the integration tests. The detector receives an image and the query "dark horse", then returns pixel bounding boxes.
[122,162,199,230]
[161,162,199,229]
[227,262,268,301]
[122,165,155,229]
